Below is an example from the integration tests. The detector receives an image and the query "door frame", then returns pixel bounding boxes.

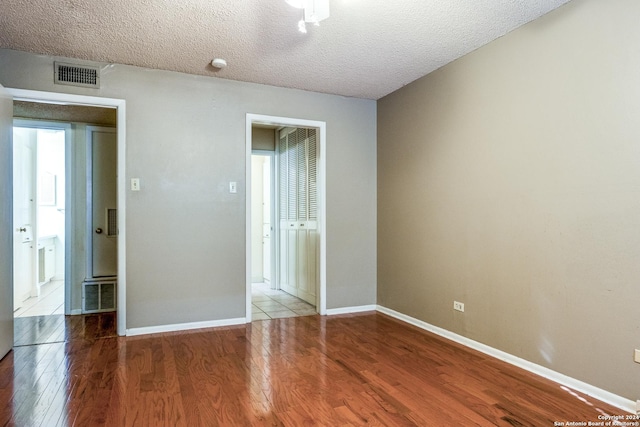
[251,150,276,288]
[13,119,71,314]
[8,88,127,336]
[245,114,327,321]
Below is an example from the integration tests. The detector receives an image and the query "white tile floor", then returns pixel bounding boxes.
[251,282,316,321]
[14,280,64,318]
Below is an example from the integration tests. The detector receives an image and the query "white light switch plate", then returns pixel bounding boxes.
[131,178,140,191]
[634,349,640,363]
[229,181,237,193]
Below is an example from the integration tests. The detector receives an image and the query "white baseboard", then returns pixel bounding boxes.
[376,305,635,414]
[326,304,377,316]
[126,317,246,337]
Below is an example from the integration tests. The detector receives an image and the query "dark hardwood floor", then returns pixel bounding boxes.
[0,312,626,426]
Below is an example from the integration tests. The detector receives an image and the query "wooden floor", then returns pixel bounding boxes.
[0,312,625,426]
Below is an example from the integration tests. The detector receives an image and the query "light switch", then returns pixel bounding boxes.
[229,181,237,193]
[131,178,140,191]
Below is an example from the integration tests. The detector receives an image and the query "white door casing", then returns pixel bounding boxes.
[7,88,127,336]
[245,114,327,322]
[0,84,14,360]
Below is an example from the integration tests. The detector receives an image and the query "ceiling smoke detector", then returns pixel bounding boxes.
[211,58,227,69]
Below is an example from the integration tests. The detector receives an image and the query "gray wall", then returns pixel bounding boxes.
[0,48,377,329]
[378,0,640,401]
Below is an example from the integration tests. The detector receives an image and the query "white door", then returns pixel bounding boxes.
[88,127,117,278]
[0,84,14,360]
[12,129,36,307]
[278,127,318,306]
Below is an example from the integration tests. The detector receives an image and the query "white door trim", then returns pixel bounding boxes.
[245,114,327,321]
[8,88,127,336]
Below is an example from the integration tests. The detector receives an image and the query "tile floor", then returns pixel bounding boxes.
[14,281,312,320]
[14,279,64,318]
[252,282,316,321]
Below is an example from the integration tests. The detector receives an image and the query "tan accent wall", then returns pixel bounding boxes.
[378,0,640,401]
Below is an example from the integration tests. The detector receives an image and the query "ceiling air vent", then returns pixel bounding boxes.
[54,62,100,88]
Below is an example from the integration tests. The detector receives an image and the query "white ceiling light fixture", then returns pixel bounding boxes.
[285,0,330,33]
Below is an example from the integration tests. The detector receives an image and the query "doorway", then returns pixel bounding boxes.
[246,115,327,322]
[250,150,316,320]
[7,88,127,337]
[251,152,274,286]
[13,123,68,318]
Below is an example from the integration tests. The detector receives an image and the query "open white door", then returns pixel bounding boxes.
[12,128,36,307]
[0,84,14,360]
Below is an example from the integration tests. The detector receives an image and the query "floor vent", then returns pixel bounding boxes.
[54,62,100,88]
[82,279,116,313]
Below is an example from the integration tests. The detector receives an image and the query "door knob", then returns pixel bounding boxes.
[18,227,26,232]
[95,228,103,234]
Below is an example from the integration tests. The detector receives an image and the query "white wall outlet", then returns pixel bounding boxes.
[453,301,465,312]
[634,349,640,364]
[229,181,237,193]
[131,178,140,191]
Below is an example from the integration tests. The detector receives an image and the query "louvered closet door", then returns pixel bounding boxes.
[278,127,318,306]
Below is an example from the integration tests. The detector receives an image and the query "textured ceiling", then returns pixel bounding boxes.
[0,0,570,99]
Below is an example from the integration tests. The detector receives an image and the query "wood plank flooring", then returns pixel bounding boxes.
[0,312,627,426]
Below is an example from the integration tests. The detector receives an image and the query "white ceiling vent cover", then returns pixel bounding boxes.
[54,61,100,88]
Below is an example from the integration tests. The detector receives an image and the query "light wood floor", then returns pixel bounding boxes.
[0,312,625,426]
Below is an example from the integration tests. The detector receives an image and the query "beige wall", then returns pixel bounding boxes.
[378,0,640,401]
[0,48,377,328]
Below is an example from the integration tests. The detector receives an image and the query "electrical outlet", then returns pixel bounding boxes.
[635,349,640,364]
[453,301,465,312]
